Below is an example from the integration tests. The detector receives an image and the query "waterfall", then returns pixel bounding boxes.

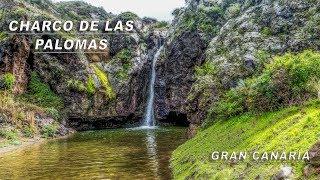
[143,41,164,127]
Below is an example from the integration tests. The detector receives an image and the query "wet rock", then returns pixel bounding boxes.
[155,31,207,121]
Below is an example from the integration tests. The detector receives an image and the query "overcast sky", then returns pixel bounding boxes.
[52,0,185,21]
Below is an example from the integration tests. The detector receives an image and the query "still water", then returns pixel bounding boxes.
[0,127,187,179]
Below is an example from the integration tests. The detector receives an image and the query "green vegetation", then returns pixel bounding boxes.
[172,100,320,179]
[225,3,241,18]
[261,27,273,37]
[22,125,36,138]
[0,129,18,141]
[25,0,53,10]
[0,32,8,42]
[195,61,217,77]
[55,1,109,20]
[188,61,221,109]
[2,73,15,91]
[177,51,320,179]
[0,88,61,142]
[177,5,224,35]
[22,72,64,109]
[86,76,96,96]
[92,65,116,100]
[114,49,133,80]
[117,11,139,22]
[207,50,320,123]
[45,107,60,121]
[67,79,86,93]
[153,21,169,29]
[41,124,58,138]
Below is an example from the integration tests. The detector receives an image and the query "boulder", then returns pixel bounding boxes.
[272,166,293,180]
[307,141,320,166]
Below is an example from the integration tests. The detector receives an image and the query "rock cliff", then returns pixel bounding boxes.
[0,0,319,132]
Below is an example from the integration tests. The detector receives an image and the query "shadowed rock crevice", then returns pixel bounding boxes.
[158,111,189,127]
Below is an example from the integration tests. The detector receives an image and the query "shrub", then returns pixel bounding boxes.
[114,49,133,80]
[261,27,272,37]
[195,61,217,77]
[22,125,36,138]
[117,49,133,65]
[207,6,224,17]
[247,51,320,111]
[0,129,18,140]
[209,88,245,120]
[153,21,169,29]
[254,50,271,73]
[41,124,58,138]
[23,72,64,109]
[172,8,181,16]
[178,5,224,35]
[3,73,15,91]
[45,107,60,120]
[251,51,320,109]
[207,50,320,122]
[225,3,241,18]
[117,12,139,22]
[67,79,86,93]
[0,32,8,42]
[86,76,96,95]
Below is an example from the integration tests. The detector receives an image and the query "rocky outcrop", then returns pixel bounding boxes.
[155,31,206,124]
[159,0,320,134]
[2,0,319,132]
[0,35,31,94]
[0,0,163,129]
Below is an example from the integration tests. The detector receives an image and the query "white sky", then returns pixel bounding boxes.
[52,0,186,21]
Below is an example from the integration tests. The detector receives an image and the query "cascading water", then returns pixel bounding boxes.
[143,40,164,127]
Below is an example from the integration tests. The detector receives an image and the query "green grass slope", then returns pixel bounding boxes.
[171,100,320,179]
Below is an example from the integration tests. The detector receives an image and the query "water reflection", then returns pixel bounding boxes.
[0,127,187,179]
[146,130,159,178]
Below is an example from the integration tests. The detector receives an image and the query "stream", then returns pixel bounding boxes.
[0,127,187,179]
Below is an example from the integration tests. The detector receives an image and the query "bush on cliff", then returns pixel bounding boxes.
[86,76,96,96]
[113,49,133,80]
[0,90,57,141]
[2,73,15,91]
[67,79,86,93]
[176,5,224,35]
[22,72,64,110]
[92,65,116,100]
[153,21,169,29]
[208,50,320,123]
[0,32,8,42]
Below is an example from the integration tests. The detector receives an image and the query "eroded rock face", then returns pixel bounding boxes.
[0,0,163,129]
[155,31,207,123]
[0,35,31,94]
[170,0,320,132]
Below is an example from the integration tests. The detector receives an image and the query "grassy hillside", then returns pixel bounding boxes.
[171,100,320,179]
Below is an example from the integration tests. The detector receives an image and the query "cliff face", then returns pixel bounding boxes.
[154,0,320,135]
[155,31,206,124]
[1,0,319,131]
[0,0,165,130]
